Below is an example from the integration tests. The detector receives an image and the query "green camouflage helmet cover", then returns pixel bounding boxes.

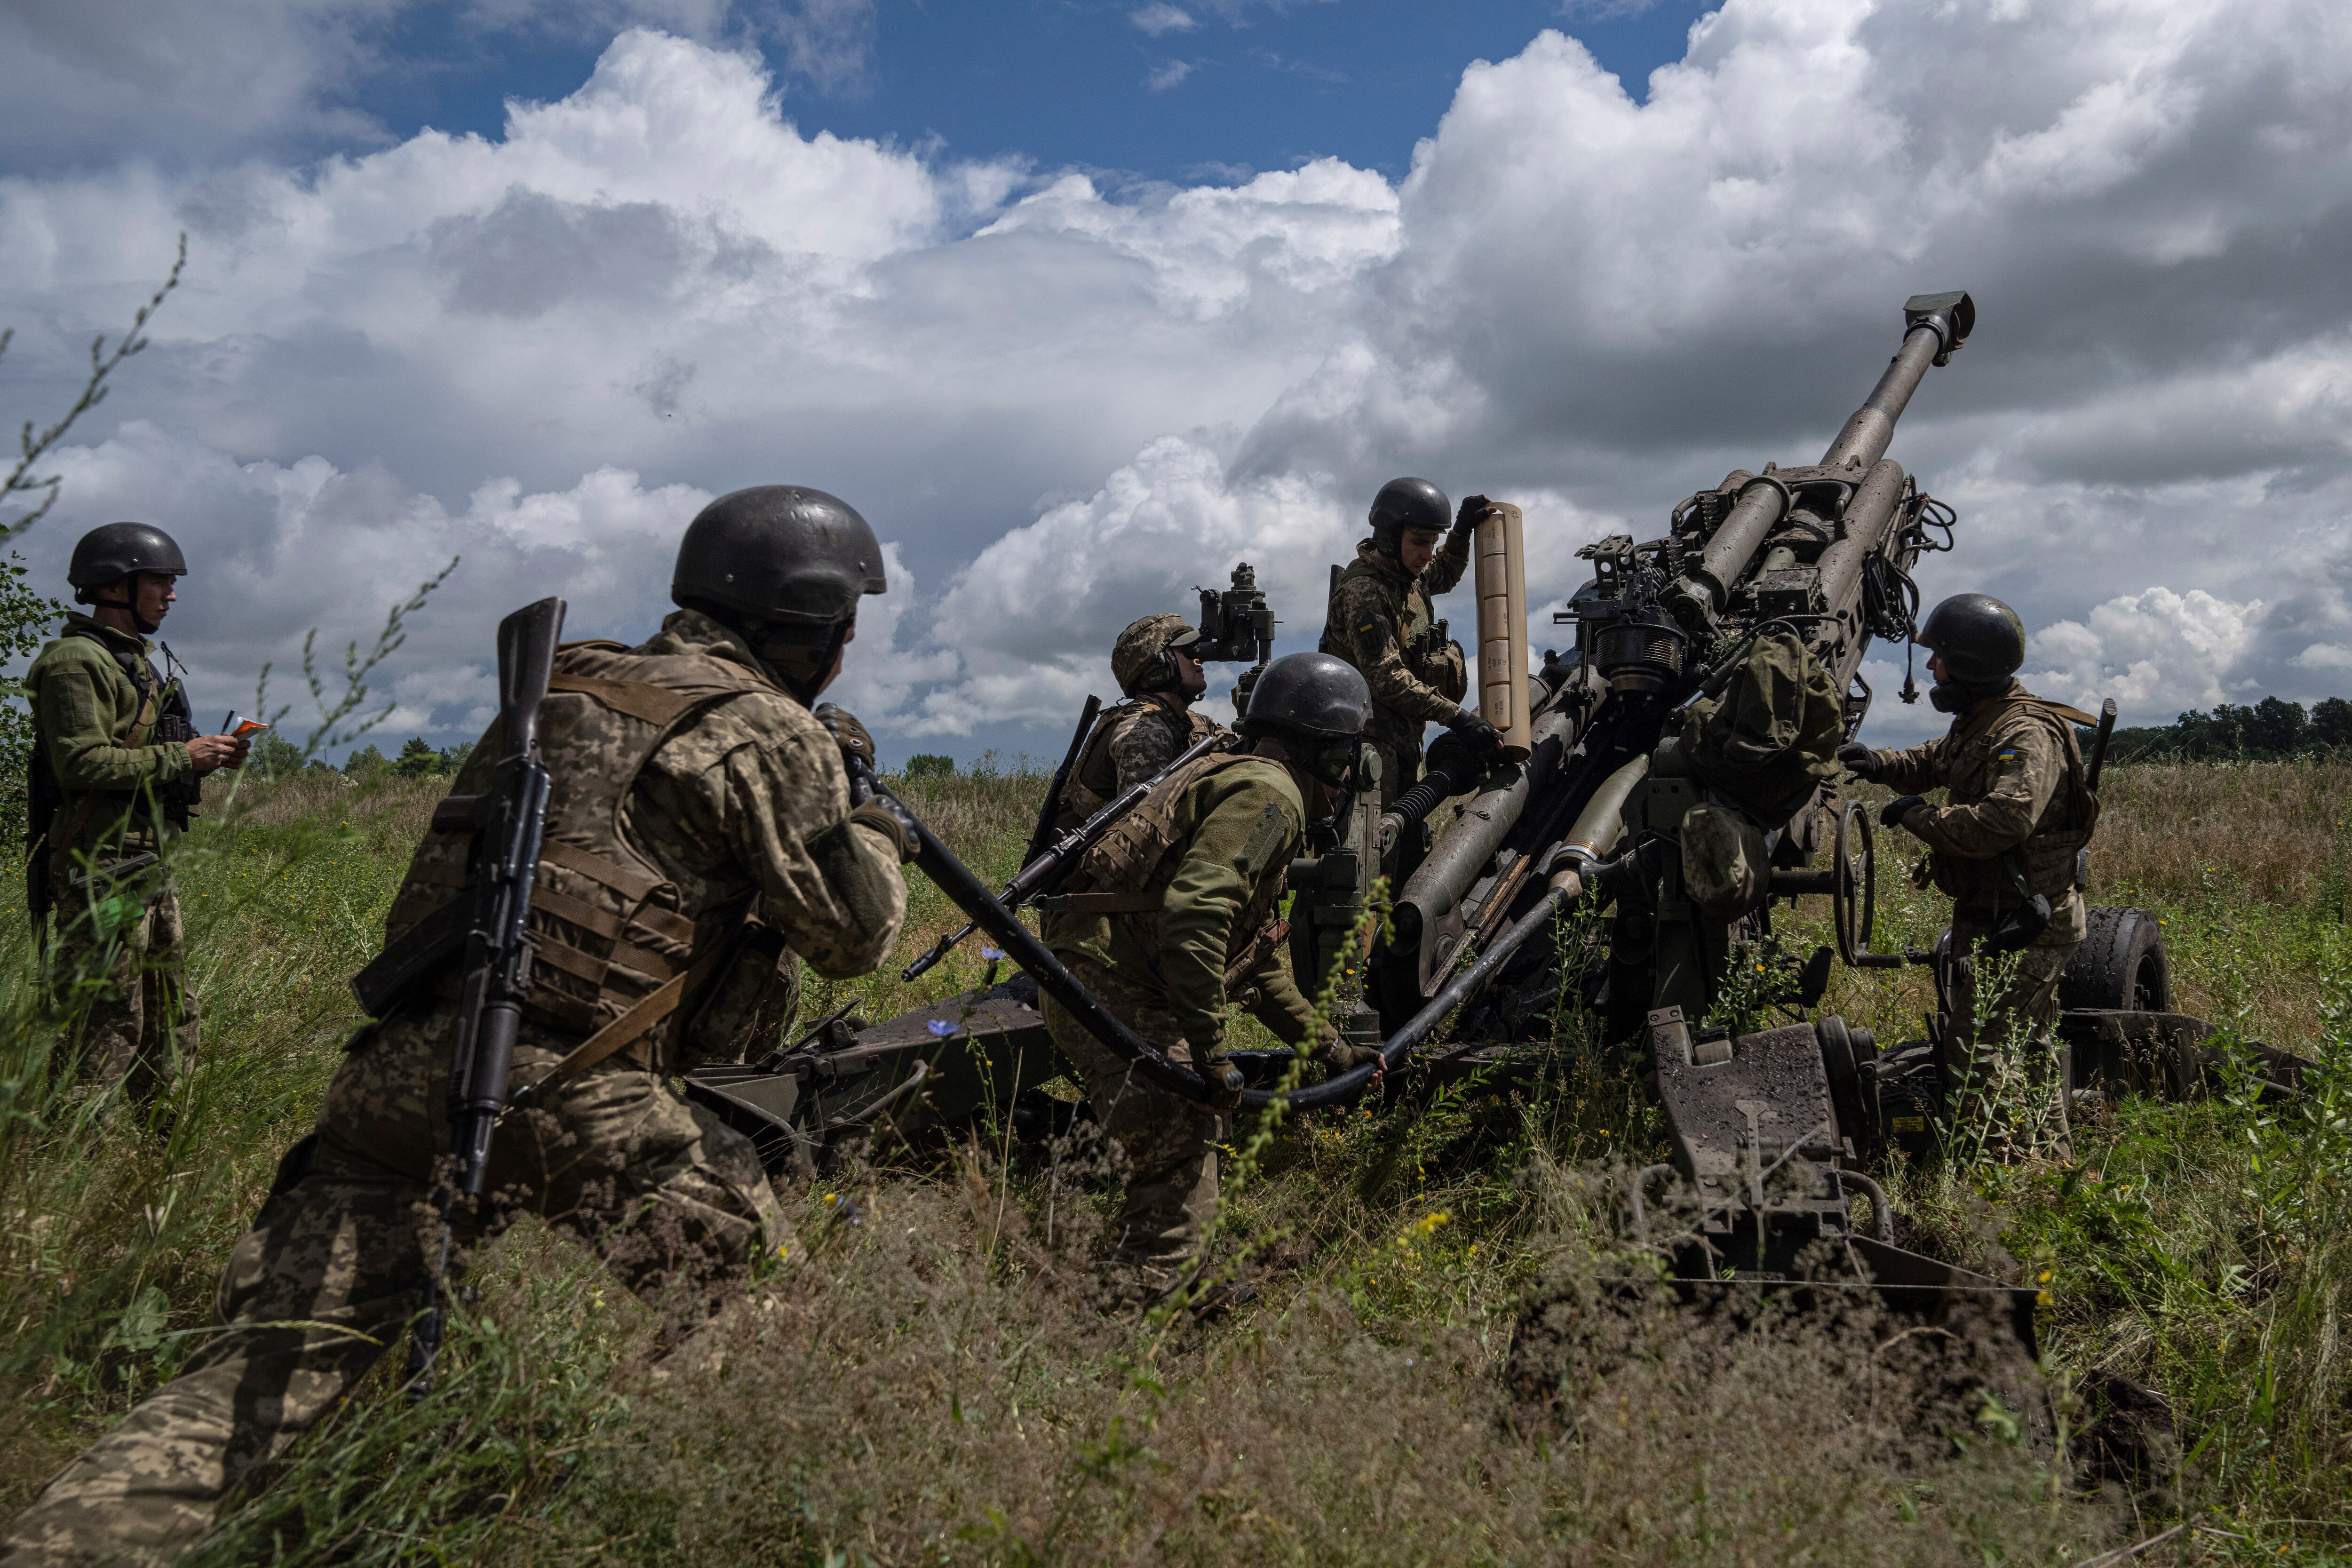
[1112,613,1200,696]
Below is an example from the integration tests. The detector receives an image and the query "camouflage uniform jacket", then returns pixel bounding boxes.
[24,612,196,859]
[1055,692,1224,828]
[1044,753,1319,1056]
[1320,536,1472,748]
[1871,681,2099,940]
[384,609,906,1066]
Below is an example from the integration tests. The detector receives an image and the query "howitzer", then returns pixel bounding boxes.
[1359,291,1979,1043]
[389,596,564,1392]
[898,727,1232,982]
[1300,294,2044,1322]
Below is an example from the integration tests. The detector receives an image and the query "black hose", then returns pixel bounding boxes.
[876,771,1579,1114]
[1276,881,1579,1112]
[876,777,1234,1104]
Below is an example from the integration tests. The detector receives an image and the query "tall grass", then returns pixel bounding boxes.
[0,758,2344,1561]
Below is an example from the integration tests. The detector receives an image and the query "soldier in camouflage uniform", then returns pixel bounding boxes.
[1053,613,1225,829]
[1842,594,2099,1160]
[1038,652,1381,1303]
[24,524,250,1105]
[1,488,915,1568]
[1319,478,1499,808]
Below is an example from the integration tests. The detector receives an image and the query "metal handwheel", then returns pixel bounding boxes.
[1833,798,1888,968]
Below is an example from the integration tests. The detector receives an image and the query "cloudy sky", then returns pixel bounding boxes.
[2,0,2347,764]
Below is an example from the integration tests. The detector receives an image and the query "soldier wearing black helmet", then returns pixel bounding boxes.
[1839,593,2100,1160]
[1053,612,1225,829]
[1037,651,1382,1304]
[24,523,250,1103]
[1320,477,1499,808]
[3,486,914,1565]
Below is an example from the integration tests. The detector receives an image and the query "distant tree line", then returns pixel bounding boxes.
[244,733,474,782]
[2107,695,2352,762]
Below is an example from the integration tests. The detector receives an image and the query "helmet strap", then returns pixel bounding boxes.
[91,576,160,636]
[759,619,851,706]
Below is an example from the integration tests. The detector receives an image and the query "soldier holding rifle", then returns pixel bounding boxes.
[2,487,915,1567]
[1037,652,1384,1306]
[24,523,250,1104]
[1841,593,2100,1160]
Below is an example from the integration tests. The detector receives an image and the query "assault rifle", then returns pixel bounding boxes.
[898,726,1232,981]
[392,596,563,1392]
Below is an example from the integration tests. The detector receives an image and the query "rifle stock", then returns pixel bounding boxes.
[1025,695,1101,867]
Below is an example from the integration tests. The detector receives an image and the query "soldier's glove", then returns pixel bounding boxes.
[1880,794,1927,830]
[1836,740,1882,781]
[847,796,921,864]
[1453,493,1494,533]
[1198,1054,1246,1111]
[812,702,877,769]
[1314,1035,1382,1071]
[1442,706,1504,758]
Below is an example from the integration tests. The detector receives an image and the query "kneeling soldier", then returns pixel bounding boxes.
[1054,613,1226,828]
[1039,651,1381,1303]
[1841,593,2098,1160]
[1,486,915,1567]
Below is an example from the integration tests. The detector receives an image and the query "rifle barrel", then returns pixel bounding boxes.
[2086,697,2119,792]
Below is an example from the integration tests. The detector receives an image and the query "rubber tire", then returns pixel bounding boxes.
[2058,906,2173,1013]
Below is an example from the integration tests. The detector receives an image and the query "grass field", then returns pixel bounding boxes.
[0,757,2347,1564]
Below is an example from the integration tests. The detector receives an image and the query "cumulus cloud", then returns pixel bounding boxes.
[1130,5,1198,38]
[1144,60,1196,92]
[6,0,2352,762]
[2024,588,2266,718]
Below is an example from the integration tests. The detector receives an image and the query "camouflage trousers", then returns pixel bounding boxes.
[1041,961,1225,1298]
[49,880,197,1108]
[1365,733,1422,812]
[1942,919,2081,1161]
[0,999,785,1568]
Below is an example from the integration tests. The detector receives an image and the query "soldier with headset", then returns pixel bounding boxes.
[24,524,250,1104]
[1053,612,1226,830]
[1841,593,2100,1160]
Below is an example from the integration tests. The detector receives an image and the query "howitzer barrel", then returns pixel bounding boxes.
[1676,475,1792,627]
[1812,457,1908,625]
[1820,291,1975,471]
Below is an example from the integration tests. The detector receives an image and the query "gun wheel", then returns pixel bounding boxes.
[1832,800,1877,967]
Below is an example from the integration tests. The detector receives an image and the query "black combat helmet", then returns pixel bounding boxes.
[1367,477,1450,556]
[1244,651,1371,741]
[672,486,886,637]
[1917,593,2027,691]
[68,522,187,605]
